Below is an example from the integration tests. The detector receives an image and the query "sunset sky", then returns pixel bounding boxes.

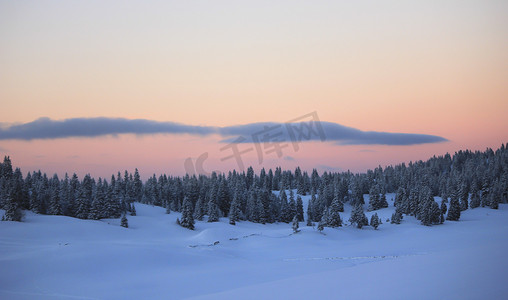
[1,1,507,179]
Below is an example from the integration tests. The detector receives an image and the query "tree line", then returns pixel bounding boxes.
[1,143,507,231]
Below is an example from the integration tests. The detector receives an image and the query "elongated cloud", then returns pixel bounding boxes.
[0,117,447,146]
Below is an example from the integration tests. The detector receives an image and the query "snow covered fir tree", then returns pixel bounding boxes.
[0,143,507,232]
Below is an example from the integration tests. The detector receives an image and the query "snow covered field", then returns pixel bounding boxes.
[1,193,508,300]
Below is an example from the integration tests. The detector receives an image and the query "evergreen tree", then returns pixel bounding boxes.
[306,216,313,227]
[2,192,22,222]
[349,203,368,229]
[288,189,296,219]
[370,213,380,229]
[317,215,325,232]
[306,198,313,222]
[292,215,300,233]
[193,196,205,221]
[296,195,304,222]
[440,200,448,216]
[459,180,469,211]
[379,192,388,208]
[367,186,380,211]
[390,211,402,224]
[207,197,221,223]
[130,204,137,216]
[429,201,441,225]
[229,197,240,225]
[120,214,128,228]
[75,188,90,219]
[446,195,461,221]
[327,197,342,227]
[179,197,195,230]
[469,183,481,209]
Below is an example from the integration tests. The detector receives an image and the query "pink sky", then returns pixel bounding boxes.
[1,1,507,179]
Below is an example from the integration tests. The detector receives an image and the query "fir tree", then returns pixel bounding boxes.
[193,196,206,220]
[2,192,22,222]
[390,211,402,224]
[446,195,461,221]
[379,192,389,208]
[292,215,300,233]
[207,197,221,223]
[317,217,325,232]
[429,201,441,225]
[349,203,368,229]
[440,200,448,216]
[306,216,313,227]
[367,186,380,211]
[327,197,342,227]
[121,214,128,228]
[130,204,137,216]
[229,197,240,225]
[179,197,195,230]
[459,184,469,211]
[469,183,481,209]
[296,195,304,222]
[370,213,380,229]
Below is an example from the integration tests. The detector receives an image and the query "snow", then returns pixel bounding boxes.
[1,194,508,299]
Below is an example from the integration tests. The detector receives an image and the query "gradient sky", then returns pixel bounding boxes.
[1,1,507,179]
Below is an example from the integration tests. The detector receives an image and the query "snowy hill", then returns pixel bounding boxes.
[1,195,508,300]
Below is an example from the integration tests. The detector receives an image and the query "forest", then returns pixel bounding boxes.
[1,143,507,231]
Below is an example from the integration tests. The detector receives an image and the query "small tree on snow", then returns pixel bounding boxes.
[317,219,325,233]
[349,203,368,229]
[370,213,380,229]
[130,204,137,216]
[292,215,300,233]
[390,211,402,224]
[121,214,128,228]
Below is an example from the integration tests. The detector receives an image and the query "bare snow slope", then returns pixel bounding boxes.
[1,194,508,300]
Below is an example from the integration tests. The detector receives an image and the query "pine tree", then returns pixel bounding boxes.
[2,192,22,222]
[317,216,325,232]
[296,196,304,222]
[75,188,90,219]
[469,183,481,209]
[327,197,342,227]
[459,180,469,211]
[379,192,388,208]
[306,216,313,227]
[349,203,368,229]
[207,197,221,223]
[288,190,296,219]
[440,200,448,216]
[229,197,240,225]
[390,211,402,224]
[429,201,441,225]
[370,213,380,229]
[446,195,461,221]
[193,196,205,220]
[306,200,313,223]
[179,197,195,230]
[121,214,128,228]
[130,204,137,216]
[292,215,300,233]
[367,186,379,211]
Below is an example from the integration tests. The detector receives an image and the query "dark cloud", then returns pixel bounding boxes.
[0,117,448,146]
[0,117,217,140]
[219,121,447,146]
